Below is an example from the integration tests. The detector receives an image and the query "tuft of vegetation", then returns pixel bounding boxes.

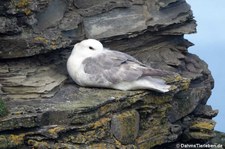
[0,98,8,117]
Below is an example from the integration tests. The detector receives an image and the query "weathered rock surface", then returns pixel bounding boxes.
[0,0,196,59]
[111,110,140,144]
[0,0,218,148]
[209,131,225,149]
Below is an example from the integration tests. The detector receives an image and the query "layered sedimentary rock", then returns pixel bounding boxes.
[0,0,218,148]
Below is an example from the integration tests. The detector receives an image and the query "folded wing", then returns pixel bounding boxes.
[82,50,169,84]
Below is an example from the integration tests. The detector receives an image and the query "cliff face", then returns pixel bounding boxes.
[0,0,218,148]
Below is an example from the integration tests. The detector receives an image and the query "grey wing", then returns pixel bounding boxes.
[83,50,170,84]
[103,61,143,83]
[108,50,145,66]
[82,51,144,84]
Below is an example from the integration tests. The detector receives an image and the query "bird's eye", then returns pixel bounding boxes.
[89,46,95,50]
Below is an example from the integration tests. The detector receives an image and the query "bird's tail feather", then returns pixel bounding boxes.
[137,76,171,93]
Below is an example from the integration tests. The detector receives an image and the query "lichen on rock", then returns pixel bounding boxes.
[0,99,8,117]
[0,0,218,148]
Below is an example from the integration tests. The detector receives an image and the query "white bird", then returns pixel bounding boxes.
[67,39,171,93]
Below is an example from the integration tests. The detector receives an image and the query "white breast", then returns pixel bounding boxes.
[67,55,86,86]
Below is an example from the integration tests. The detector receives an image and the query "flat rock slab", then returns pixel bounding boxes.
[0,85,175,148]
[84,5,148,39]
[1,85,147,131]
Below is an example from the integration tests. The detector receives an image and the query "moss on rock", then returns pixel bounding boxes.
[0,99,8,117]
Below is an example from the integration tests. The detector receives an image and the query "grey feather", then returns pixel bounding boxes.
[82,50,169,84]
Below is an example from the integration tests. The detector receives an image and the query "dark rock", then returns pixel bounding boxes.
[0,17,21,35]
[59,11,82,31]
[170,124,182,134]
[74,0,109,9]
[0,0,217,148]
[156,0,178,8]
[208,131,225,149]
[0,58,67,99]
[194,105,219,119]
[83,5,148,39]
[74,0,143,10]
[0,0,195,59]
[146,0,196,34]
[0,115,40,132]
[34,0,68,32]
[78,0,133,17]
[0,38,29,59]
[111,110,140,144]
[168,87,208,122]
[0,99,8,117]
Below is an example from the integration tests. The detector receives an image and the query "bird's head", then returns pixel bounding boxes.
[71,39,104,57]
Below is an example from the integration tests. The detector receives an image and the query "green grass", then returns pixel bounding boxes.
[0,98,8,117]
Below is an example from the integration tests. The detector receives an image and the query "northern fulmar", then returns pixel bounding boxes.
[67,39,171,92]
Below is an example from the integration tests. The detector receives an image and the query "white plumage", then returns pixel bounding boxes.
[67,39,171,92]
